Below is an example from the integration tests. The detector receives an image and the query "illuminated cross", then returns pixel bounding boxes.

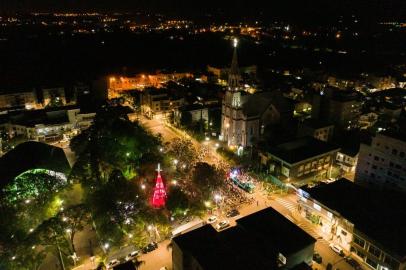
[156,163,162,174]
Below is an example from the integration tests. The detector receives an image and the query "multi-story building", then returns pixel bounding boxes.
[0,107,95,142]
[262,137,340,186]
[172,207,316,270]
[140,88,184,119]
[42,87,68,107]
[355,131,406,192]
[312,88,362,130]
[297,179,406,270]
[174,104,209,126]
[0,89,40,111]
[298,119,334,142]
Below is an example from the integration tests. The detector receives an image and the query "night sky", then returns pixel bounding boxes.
[1,0,405,20]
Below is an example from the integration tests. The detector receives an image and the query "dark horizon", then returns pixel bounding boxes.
[1,0,406,21]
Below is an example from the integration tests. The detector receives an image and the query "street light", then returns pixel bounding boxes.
[141,184,146,190]
[173,159,179,165]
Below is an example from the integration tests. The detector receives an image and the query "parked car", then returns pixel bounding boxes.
[207,216,218,224]
[142,242,158,253]
[325,178,336,184]
[329,243,345,256]
[345,257,362,270]
[226,209,240,218]
[216,220,230,231]
[106,259,120,269]
[313,253,323,264]
[125,250,139,261]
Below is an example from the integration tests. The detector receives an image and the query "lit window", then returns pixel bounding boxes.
[314,203,321,211]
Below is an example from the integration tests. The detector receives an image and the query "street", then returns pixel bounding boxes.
[70,116,358,270]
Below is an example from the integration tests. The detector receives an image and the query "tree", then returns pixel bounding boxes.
[2,169,68,204]
[180,111,192,127]
[59,204,91,254]
[29,217,75,269]
[85,170,146,245]
[166,187,189,215]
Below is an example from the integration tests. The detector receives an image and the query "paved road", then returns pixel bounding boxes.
[72,116,357,270]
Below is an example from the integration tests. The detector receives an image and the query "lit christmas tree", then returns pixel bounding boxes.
[152,163,167,208]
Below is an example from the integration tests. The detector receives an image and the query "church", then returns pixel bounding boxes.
[220,39,293,148]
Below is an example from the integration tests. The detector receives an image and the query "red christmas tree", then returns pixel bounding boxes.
[152,163,167,208]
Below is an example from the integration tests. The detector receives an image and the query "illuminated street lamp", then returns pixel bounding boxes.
[173,159,179,165]
[126,152,130,157]
[141,184,146,190]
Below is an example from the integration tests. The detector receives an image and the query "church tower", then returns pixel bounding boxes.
[228,38,242,91]
[221,38,244,146]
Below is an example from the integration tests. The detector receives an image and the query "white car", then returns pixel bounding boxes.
[207,216,218,224]
[216,220,230,231]
[107,259,120,269]
[329,244,344,256]
[125,250,139,261]
[325,178,336,184]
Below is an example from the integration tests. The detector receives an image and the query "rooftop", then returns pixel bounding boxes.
[302,179,406,259]
[242,90,293,118]
[301,119,334,129]
[173,207,315,270]
[0,141,71,189]
[268,137,340,164]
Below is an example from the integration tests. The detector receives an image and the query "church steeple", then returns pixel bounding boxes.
[228,38,241,91]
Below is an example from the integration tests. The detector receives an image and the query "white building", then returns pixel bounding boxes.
[355,131,406,192]
[221,39,292,147]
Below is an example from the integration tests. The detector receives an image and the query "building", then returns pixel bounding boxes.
[172,207,316,270]
[297,119,334,142]
[312,88,362,130]
[262,137,340,185]
[42,87,68,107]
[335,134,362,175]
[297,179,406,270]
[0,107,95,142]
[221,39,293,147]
[355,131,406,192]
[174,104,209,126]
[0,89,39,111]
[140,88,184,119]
[108,73,193,99]
[0,141,71,188]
